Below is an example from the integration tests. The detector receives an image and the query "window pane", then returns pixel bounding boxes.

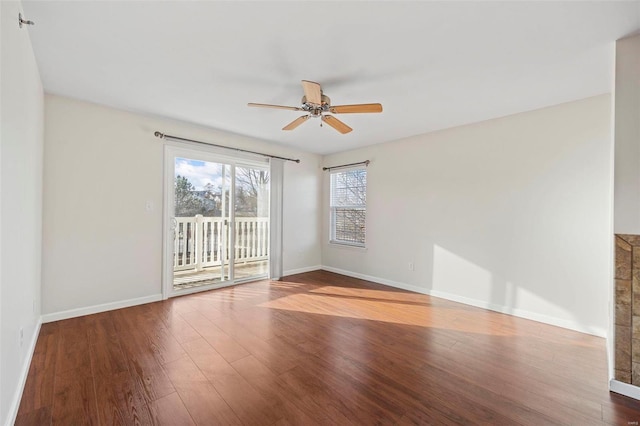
[333,208,366,244]
[330,169,366,207]
[330,167,366,246]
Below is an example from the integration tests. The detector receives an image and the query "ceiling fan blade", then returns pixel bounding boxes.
[283,115,310,131]
[248,102,302,111]
[322,115,352,134]
[329,103,383,114]
[301,80,322,105]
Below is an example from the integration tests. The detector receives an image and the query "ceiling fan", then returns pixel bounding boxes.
[248,80,383,134]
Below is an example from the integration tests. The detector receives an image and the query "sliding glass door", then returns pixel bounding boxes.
[164,145,269,296]
[233,166,270,280]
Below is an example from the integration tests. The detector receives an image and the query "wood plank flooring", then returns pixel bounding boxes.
[15,270,640,425]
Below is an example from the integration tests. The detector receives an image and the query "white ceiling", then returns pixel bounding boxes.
[22,1,640,155]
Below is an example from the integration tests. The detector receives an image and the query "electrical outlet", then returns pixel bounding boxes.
[408,262,415,271]
[19,328,24,347]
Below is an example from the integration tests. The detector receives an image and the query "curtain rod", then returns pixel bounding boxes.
[154,132,301,163]
[322,160,370,171]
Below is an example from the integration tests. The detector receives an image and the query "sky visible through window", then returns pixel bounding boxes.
[175,157,270,218]
[175,157,224,190]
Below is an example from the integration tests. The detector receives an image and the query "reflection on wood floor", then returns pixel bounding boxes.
[15,270,640,425]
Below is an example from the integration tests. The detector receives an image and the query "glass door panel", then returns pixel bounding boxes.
[232,165,270,281]
[173,157,231,291]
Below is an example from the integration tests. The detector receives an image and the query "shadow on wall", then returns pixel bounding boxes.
[432,245,518,311]
[428,242,604,337]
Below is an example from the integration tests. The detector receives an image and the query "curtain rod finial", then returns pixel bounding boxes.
[154,131,165,138]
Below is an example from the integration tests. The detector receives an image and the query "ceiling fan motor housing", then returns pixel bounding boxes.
[302,94,331,116]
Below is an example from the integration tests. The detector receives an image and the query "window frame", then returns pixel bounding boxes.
[329,166,367,248]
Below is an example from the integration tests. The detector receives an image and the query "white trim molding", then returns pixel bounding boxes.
[6,319,42,426]
[610,379,640,401]
[41,294,162,323]
[320,265,607,338]
[282,265,322,277]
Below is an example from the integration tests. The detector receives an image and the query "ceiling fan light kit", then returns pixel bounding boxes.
[248,80,382,134]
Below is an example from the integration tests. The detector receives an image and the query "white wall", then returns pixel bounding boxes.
[42,95,322,317]
[0,1,44,424]
[323,95,612,336]
[614,33,640,234]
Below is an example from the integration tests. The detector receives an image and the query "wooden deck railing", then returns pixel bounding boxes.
[174,215,269,272]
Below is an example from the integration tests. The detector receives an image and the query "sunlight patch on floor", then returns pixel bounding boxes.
[259,292,518,336]
[309,286,429,303]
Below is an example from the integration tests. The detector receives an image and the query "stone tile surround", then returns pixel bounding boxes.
[615,234,640,384]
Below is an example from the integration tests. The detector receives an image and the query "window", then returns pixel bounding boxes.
[330,167,367,246]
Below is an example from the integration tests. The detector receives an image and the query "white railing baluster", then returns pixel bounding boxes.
[217,220,222,262]
[203,220,209,264]
[249,221,253,259]
[235,220,240,261]
[191,220,195,264]
[247,221,252,259]
[264,219,268,256]
[260,220,264,257]
[194,215,202,271]
[256,220,261,258]
[188,221,193,265]
[174,221,179,268]
[208,220,213,263]
[261,219,266,257]
[173,216,269,274]
[252,220,256,259]
[243,220,249,260]
[180,221,187,267]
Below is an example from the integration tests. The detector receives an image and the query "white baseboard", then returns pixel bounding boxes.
[321,264,417,290]
[283,265,322,277]
[610,379,640,401]
[320,265,606,338]
[6,318,42,426]
[41,294,163,323]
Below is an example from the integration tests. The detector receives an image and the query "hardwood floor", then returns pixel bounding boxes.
[15,270,640,425]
